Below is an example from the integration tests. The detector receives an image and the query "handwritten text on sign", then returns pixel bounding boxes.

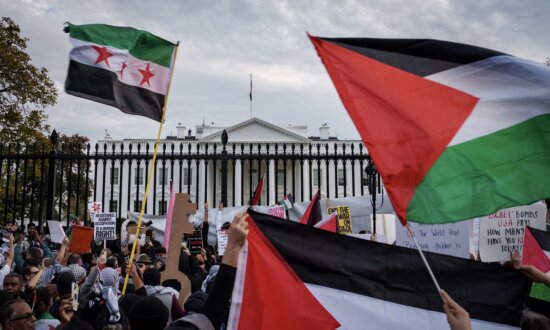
[396,221,470,259]
[93,212,117,240]
[479,203,547,263]
[328,206,352,234]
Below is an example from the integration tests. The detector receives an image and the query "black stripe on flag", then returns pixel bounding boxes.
[319,37,506,77]
[65,60,165,121]
[248,209,530,326]
[527,226,550,252]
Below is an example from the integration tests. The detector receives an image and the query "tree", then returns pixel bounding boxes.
[0,16,57,145]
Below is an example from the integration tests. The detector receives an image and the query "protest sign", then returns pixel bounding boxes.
[47,220,66,244]
[69,226,94,254]
[187,230,203,255]
[217,229,229,256]
[396,221,471,259]
[479,203,547,263]
[370,213,396,244]
[93,212,117,240]
[267,205,286,219]
[327,206,352,234]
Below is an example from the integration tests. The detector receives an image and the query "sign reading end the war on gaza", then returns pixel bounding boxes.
[479,203,547,263]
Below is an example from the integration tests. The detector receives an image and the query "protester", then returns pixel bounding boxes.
[441,290,472,330]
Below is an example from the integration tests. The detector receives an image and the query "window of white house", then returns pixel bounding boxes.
[313,169,323,187]
[109,200,118,212]
[338,169,345,186]
[159,168,169,185]
[184,168,193,186]
[135,168,144,185]
[277,169,285,187]
[133,200,142,212]
[158,200,167,214]
[110,167,119,185]
[250,169,258,188]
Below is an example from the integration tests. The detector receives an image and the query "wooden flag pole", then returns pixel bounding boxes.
[122,41,180,295]
[406,224,445,303]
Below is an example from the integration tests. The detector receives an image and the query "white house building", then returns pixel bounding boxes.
[94,117,372,216]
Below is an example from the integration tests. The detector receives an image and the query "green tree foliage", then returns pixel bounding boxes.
[0,16,57,144]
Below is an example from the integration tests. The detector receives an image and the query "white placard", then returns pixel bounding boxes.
[396,220,471,259]
[267,205,286,219]
[370,214,396,244]
[479,203,547,263]
[88,201,102,215]
[217,228,229,256]
[47,220,66,244]
[93,212,117,240]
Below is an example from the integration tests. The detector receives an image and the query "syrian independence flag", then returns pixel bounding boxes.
[228,210,530,329]
[300,190,322,226]
[313,211,337,233]
[65,23,177,121]
[309,36,550,225]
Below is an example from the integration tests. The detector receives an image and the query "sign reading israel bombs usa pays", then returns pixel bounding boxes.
[479,203,547,263]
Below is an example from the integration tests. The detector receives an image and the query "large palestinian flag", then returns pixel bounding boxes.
[65,23,177,121]
[228,210,530,329]
[309,36,550,224]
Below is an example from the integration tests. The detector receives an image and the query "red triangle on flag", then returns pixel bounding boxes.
[522,227,550,273]
[232,216,340,329]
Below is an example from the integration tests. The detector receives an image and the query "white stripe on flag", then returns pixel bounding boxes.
[227,241,248,330]
[426,55,550,147]
[305,283,516,330]
[69,39,171,95]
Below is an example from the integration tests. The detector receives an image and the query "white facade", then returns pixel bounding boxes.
[94,118,370,216]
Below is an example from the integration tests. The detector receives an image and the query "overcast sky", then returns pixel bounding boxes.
[3,0,549,143]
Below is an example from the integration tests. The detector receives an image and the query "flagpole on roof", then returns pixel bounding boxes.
[122,41,181,295]
[249,73,253,118]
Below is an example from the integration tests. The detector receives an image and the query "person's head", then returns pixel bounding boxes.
[68,253,81,265]
[184,291,208,314]
[0,299,36,330]
[521,309,550,330]
[56,271,75,298]
[136,254,152,268]
[24,258,40,268]
[33,287,53,315]
[27,247,43,261]
[154,247,167,259]
[142,268,161,286]
[100,268,120,288]
[67,264,87,284]
[106,256,118,269]
[161,279,181,293]
[3,273,21,297]
[22,265,39,282]
[5,221,17,233]
[26,223,37,238]
[128,296,168,330]
[145,229,155,240]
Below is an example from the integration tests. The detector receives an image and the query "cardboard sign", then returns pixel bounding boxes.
[47,220,66,244]
[188,230,203,255]
[328,206,352,234]
[217,229,229,256]
[396,221,471,259]
[93,212,117,240]
[479,203,547,263]
[267,205,286,219]
[69,226,94,254]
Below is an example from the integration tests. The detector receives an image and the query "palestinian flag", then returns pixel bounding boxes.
[309,36,550,224]
[228,210,530,329]
[250,174,265,206]
[313,211,337,233]
[65,23,177,121]
[300,190,322,226]
[278,193,295,210]
[522,226,550,316]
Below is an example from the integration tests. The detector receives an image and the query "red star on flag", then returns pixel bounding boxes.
[138,63,155,86]
[91,202,101,212]
[92,46,114,67]
[119,63,127,78]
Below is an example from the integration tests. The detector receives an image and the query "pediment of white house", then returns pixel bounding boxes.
[200,117,310,143]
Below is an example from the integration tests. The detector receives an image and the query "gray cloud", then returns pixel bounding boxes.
[3,0,549,142]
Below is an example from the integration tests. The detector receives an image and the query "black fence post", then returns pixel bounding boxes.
[221,130,228,207]
[45,130,58,225]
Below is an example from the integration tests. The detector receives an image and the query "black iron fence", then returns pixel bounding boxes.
[0,130,378,227]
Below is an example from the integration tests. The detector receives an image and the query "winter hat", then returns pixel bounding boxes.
[129,295,169,330]
[68,264,87,282]
[184,291,208,314]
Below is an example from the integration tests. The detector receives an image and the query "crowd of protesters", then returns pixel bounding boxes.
[0,202,549,330]
[0,203,249,330]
